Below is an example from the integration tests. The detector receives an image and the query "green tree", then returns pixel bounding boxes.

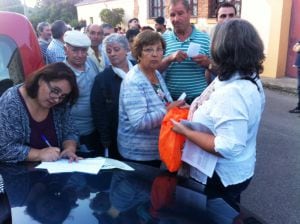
[29,0,81,28]
[0,0,24,14]
[100,8,124,27]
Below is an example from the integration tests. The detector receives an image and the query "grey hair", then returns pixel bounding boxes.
[36,22,50,35]
[169,0,190,11]
[102,33,130,52]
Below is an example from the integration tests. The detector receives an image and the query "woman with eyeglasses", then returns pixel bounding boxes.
[118,31,185,167]
[0,62,81,163]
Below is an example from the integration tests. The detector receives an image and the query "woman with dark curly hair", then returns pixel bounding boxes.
[171,19,266,202]
[0,62,80,163]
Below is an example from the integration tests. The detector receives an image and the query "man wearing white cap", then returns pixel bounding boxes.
[63,30,102,157]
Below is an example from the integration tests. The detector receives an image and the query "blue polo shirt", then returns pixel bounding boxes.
[163,26,210,102]
[64,58,98,136]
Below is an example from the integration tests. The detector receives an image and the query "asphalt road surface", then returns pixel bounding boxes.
[242,89,300,224]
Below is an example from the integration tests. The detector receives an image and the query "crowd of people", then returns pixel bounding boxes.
[0,1,267,202]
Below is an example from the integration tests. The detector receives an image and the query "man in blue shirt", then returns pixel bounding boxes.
[46,20,68,64]
[36,21,52,63]
[63,30,102,156]
[158,0,211,104]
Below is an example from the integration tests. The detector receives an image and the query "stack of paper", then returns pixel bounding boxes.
[180,120,218,184]
[36,157,134,174]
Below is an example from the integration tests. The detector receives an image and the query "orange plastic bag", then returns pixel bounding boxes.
[159,107,189,172]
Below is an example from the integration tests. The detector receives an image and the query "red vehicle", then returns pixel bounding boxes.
[0,11,44,95]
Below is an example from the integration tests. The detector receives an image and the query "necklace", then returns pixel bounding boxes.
[151,82,169,105]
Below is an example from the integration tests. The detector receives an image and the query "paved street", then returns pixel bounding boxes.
[242,89,300,224]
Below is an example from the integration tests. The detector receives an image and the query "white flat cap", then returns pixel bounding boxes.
[64,30,91,48]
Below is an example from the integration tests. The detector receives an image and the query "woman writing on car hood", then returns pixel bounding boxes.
[0,62,81,163]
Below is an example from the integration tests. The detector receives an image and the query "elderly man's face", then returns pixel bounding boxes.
[65,44,88,69]
[87,24,103,47]
[169,1,191,34]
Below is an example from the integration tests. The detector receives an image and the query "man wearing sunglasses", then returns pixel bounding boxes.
[63,30,103,157]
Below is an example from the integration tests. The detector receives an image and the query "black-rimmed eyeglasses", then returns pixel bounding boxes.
[45,82,68,101]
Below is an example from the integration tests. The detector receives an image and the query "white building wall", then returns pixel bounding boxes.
[77,0,138,27]
[77,3,103,25]
[241,0,271,53]
[77,0,153,29]
[137,0,150,27]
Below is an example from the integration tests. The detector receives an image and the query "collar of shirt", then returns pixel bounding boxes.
[214,72,260,90]
[111,60,133,79]
[63,60,91,77]
[38,37,51,44]
[214,72,241,89]
[88,47,101,58]
[172,25,197,42]
[51,38,64,47]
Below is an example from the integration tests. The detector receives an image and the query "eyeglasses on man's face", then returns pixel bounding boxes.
[45,82,68,101]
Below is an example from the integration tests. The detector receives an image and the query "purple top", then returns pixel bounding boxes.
[18,90,59,149]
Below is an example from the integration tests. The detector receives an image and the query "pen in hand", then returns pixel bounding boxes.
[41,134,52,147]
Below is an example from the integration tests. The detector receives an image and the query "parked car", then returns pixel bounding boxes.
[0,161,268,224]
[0,11,44,95]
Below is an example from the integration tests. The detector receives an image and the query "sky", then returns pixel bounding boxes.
[24,0,37,8]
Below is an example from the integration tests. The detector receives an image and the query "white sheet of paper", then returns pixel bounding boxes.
[177,92,187,101]
[181,120,218,178]
[36,157,134,174]
[36,157,106,174]
[101,158,134,171]
[187,42,201,57]
[189,167,208,185]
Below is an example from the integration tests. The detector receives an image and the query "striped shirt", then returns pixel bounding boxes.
[46,39,66,64]
[163,26,210,103]
[38,38,50,63]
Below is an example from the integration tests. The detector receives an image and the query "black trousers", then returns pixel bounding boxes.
[205,172,252,203]
[121,158,161,168]
[78,130,103,158]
